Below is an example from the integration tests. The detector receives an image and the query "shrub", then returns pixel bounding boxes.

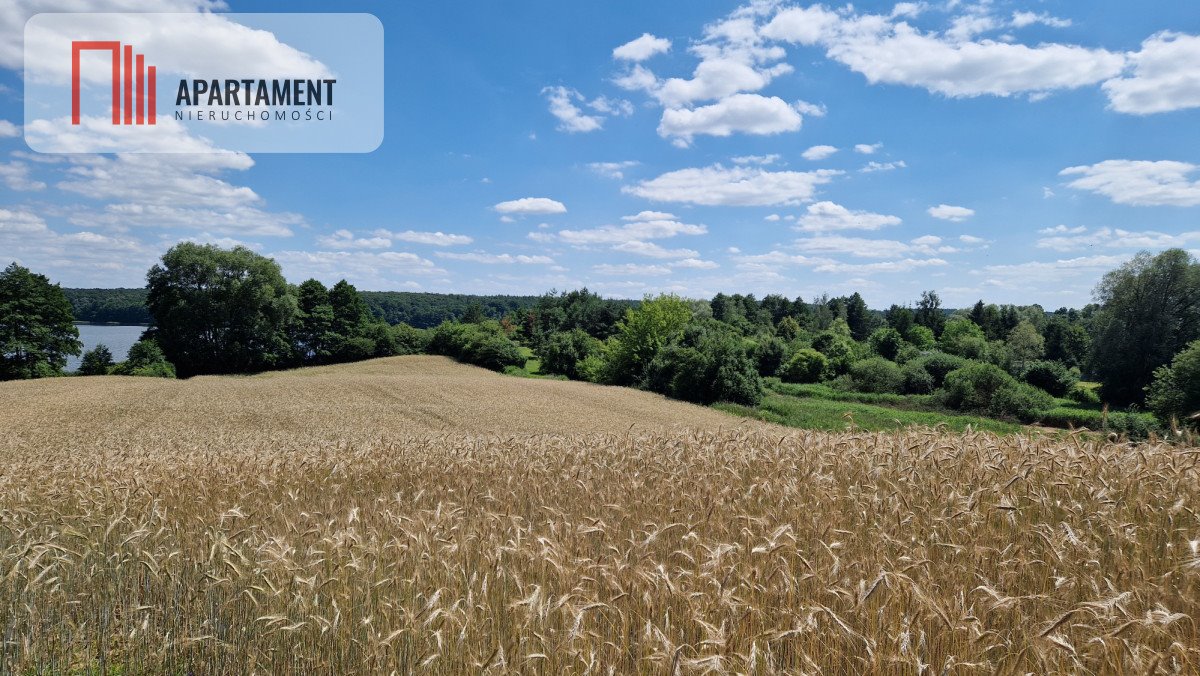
[78,344,115,376]
[111,339,176,378]
[753,337,788,377]
[901,360,935,394]
[1067,384,1102,406]
[392,323,430,355]
[868,327,905,361]
[905,324,935,350]
[538,329,602,380]
[427,321,525,372]
[779,348,828,383]
[894,344,922,365]
[1146,340,1200,429]
[847,357,904,394]
[812,334,856,376]
[908,352,966,389]
[1021,360,1078,397]
[644,330,762,405]
[942,362,1052,421]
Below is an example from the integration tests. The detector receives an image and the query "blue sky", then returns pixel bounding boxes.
[1,0,1198,309]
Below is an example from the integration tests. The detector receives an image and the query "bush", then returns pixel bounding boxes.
[78,344,115,376]
[1146,340,1200,429]
[901,360,935,394]
[1021,360,1078,397]
[753,337,788,377]
[847,357,904,394]
[643,329,762,405]
[941,361,1052,421]
[538,329,602,380]
[392,323,430,355]
[427,321,525,372]
[779,348,828,383]
[1067,383,1102,406]
[111,339,176,378]
[908,352,966,389]
[867,327,904,361]
[905,325,936,350]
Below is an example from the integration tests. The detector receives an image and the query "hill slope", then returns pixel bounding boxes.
[0,355,751,444]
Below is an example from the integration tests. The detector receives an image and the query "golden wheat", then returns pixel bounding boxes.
[0,356,1197,673]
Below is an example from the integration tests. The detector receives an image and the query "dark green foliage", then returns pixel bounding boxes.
[779,348,828,383]
[528,288,634,345]
[146,244,296,377]
[598,295,693,386]
[939,317,988,359]
[1146,340,1200,429]
[427,321,525,371]
[905,324,935,350]
[941,361,1053,421]
[62,287,150,324]
[885,304,915,336]
[909,352,967,389]
[0,262,81,380]
[847,357,904,394]
[752,336,788,377]
[901,360,935,394]
[844,292,872,341]
[1021,360,1078,397]
[915,290,945,336]
[360,291,542,328]
[1066,383,1102,406]
[294,279,335,363]
[868,327,904,360]
[1043,316,1090,368]
[1089,249,1200,405]
[78,344,115,376]
[538,329,602,380]
[111,339,176,378]
[391,323,430,355]
[644,320,762,405]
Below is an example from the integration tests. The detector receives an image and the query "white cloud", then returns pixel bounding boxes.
[0,208,160,286]
[672,258,719,270]
[385,230,473,246]
[437,252,555,265]
[928,204,975,221]
[1039,224,1087,235]
[543,86,604,133]
[588,96,634,116]
[493,197,567,215]
[764,213,781,222]
[976,255,1130,291]
[959,234,989,245]
[587,160,639,179]
[271,250,446,289]
[1060,160,1200,207]
[623,210,677,222]
[813,258,949,274]
[1103,33,1200,114]
[0,120,18,137]
[624,164,842,206]
[854,143,882,154]
[552,216,706,245]
[658,94,805,145]
[732,153,781,165]
[1035,226,1200,252]
[1011,12,1072,29]
[613,240,700,259]
[613,33,671,61]
[861,160,906,173]
[802,145,838,161]
[317,229,391,250]
[0,162,46,191]
[593,263,672,276]
[794,201,902,232]
[762,5,1126,99]
[794,234,953,259]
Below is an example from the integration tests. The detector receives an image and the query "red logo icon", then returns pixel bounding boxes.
[71,41,156,125]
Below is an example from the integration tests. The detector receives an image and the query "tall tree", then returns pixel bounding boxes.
[1089,249,1200,405]
[914,290,945,337]
[0,262,81,380]
[146,244,297,377]
[845,292,871,341]
[295,279,334,364]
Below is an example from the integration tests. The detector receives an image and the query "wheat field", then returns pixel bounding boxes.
[0,356,1197,674]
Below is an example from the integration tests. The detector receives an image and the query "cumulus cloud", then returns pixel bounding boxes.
[1103,33,1200,114]
[927,204,975,221]
[624,164,841,206]
[0,161,46,191]
[317,229,391,250]
[732,154,781,165]
[436,252,555,265]
[1060,160,1200,206]
[854,143,882,154]
[593,263,672,276]
[613,240,700,259]
[976,255,1130,292]
[271,250,446,289]
[549,214,706,246]
[386,230,473,246]
[1035,226,1200,252]
[1011,12,1072,29]
[802,145,838,161]
[0,120,18,137]
[587,160,639,179]
[794,201,901,232]
[861,160,906,173]
[613,33,671,61]
[543,86,604,133]
[493,197,567,215]
[658,94,805,145]
[794,234,954,259]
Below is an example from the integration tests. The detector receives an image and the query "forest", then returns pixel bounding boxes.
[4,244,1198,435]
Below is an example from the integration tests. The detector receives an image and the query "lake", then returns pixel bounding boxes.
[67,325,147,371]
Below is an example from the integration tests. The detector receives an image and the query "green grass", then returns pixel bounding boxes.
[504,347,561,379]
[717,393,1025,435]
[767,380,937,409]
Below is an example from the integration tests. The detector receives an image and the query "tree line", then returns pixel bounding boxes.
[3,245,1198,432]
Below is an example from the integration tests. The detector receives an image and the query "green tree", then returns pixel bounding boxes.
[295,279,335,364]
[1006,320,1045,373]
[1042,316,1090,368]
[939,317,988,359]
[538,329,602,380]
[1145,340,1200,429]
[602,294,692,385]
[779,348,828,383]
[0,262,81,380]
[111,338,176,378]
[78,344,114,375]
[146,244,297,377]
[845,292,872,341]
[914,290,945,336]
[1090,249,1200,404]
[868,327,904,361]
